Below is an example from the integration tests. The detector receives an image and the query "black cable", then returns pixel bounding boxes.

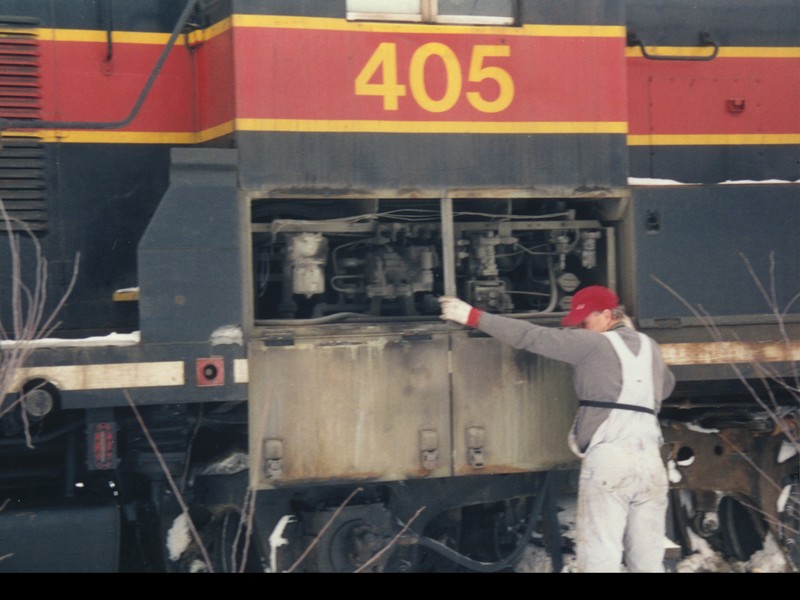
[103,0,114,63]
[413,472,552,572]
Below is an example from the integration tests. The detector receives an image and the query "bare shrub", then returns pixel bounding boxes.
[653,251,799,453]
[653,251,800,570]
[0,199,79,440]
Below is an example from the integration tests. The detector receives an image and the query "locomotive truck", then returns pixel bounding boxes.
[0,0,798,572]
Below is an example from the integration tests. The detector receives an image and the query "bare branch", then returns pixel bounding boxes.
[354,506,426,573]
[0,198,79,426]
[651,273,796,422]
[232,486,257,573]
[738,252,799,387]
[286,486,364,573]
[123,389,215,572]
[652,259,800,569]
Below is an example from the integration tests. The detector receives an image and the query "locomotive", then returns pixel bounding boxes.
[0,0,797,572]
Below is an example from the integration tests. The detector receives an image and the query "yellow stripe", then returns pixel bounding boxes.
[4,119,625,143]
[5,121,236,144]
[41,130,198,144]
[197,121,236,142]
[233,14,625,38]
[10,362,185,392]
[200,16,232,41]
[627,46,800,59]
[112,289,139,302]
[31,17,235,44]
[26,15,625,44]
[236,118,628,135]
[37,27,178,45]
[29,20,799,54]
[48,127,795,146]
[629,134,800,146]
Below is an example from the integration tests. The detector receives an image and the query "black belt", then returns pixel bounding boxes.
[579,400,656,415]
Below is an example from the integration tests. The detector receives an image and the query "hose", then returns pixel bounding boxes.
[412,472,552,572]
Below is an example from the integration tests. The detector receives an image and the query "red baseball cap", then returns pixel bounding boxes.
[561,285,619,327]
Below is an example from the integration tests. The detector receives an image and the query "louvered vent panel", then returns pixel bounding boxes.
[0,16,46,232]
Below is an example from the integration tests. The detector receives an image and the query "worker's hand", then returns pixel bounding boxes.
[438,296,474,325]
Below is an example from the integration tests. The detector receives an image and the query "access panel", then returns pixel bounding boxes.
[248,329,452,489]
[450,329,579,475]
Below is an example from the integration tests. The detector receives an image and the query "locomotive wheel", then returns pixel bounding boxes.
[460,498,534,564]
[326,519,389,572]
[718,495,766,562]
[204,508,267,573]
[295,504,397,572]
[667,489,693,555]
[690,510,721,540]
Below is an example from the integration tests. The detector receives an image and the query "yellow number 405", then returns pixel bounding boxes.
[355,42,515,114]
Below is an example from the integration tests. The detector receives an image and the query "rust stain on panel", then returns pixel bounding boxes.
[661,341,800,366]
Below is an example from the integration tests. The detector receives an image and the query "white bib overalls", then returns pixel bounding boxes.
[575,331,670,572]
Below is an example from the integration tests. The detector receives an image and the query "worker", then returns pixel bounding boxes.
[438,285,676,572]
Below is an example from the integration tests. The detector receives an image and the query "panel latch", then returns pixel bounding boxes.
[466,426,485,469]
[263,438,284,478]
[419,429,439,471]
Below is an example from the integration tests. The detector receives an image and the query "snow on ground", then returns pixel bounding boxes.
[514,495,791,573]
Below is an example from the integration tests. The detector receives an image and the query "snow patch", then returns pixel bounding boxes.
[628,177,692,186]
[189,559,208,573]
[268,515,297,573]
[746,533,789,573]
[0,330,140,349]
[719,179,797,185]
[675,533,736,573]
[777,484,792,513]
[201,452,249,475]
[777,439,798,464]
[629,177,798,187]
[166,511,192,562]
[667,459,683,483]
[211,325,243,346]
[687,423,719,434]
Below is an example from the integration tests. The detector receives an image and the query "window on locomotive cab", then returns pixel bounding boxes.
[347,0,516,25]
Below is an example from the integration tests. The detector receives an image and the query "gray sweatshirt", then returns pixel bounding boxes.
[475,312,676,453]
